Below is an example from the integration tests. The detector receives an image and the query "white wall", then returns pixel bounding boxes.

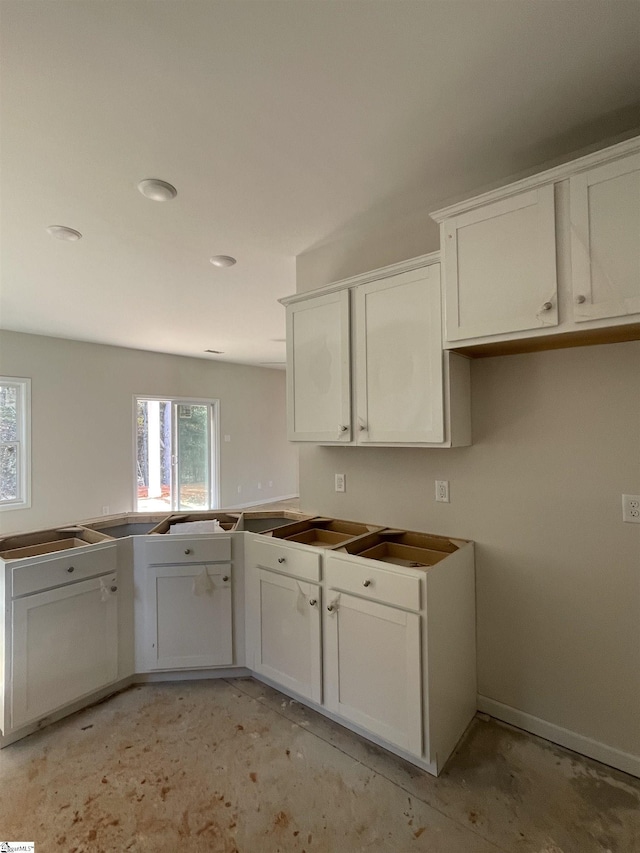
[0,331,298,535]
[296,228,640,767]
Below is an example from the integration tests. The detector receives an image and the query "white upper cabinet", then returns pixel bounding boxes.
[286,290,351,442]
[282,257,471,448]
[432,136,640,352]
[570,153,640,322]
[441,185,558,342]
[354,266,444,444]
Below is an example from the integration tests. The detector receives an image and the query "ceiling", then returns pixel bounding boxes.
[1,1,639,367]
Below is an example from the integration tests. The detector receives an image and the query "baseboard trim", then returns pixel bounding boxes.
[478,695,640,778]
[134,667,251,683]
[226,495,299,510]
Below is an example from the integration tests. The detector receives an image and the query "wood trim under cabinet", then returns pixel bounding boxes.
[449,323,640,358]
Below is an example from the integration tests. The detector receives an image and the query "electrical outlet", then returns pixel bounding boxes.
[622,494,640,523]
[237,485,242,494]
[335,473,346,493]
[102,505,110,516]
[258,482,262,490]
[268,480,273,488]
[224,434,231,442]
[435,480,449,503]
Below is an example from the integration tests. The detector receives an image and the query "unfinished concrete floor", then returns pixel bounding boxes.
[0,679,638,852]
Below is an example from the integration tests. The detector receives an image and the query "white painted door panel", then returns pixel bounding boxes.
[355,267,444,443]
[146,564,233,669]
[443,185,558,341]
[570,153,640,322]
[286,290,351,442]
[12,574,118,729]
[324,592,422,756]
[255,569,322,703]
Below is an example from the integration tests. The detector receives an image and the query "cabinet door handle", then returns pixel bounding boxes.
[222,575,230,582]
[184,548,192,555]
[339,424,349,432]
[576,294,586,304]
[278,557,286,563]
[327,604,334,612]
[67,566,75,573]
[309,599,317,607]
[359,423,367,431]
[363,579,372,587]
[541,301,553,312]
[110,585,118,593]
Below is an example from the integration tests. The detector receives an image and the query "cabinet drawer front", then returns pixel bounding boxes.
[248,536,321,582]
[145,535,231,565]
[12,544,117,598]
[325,556,421,611]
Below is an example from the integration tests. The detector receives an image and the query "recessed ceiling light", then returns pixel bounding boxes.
[46,225,82,241]
[209,255,236,268]
[137,178,177,201]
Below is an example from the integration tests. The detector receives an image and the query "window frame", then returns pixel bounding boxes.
[132,394,220,512]
[0,376,31,512]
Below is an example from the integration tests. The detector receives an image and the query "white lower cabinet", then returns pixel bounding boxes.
[1,523,476,777]
[5,543,120,733]
[324,591,422,756]
[144,563,233,670]
[245,535,323,703]
[254,568,322,703]
[12,574,118,730]
[139,535,235,671]
[244,530,476,775]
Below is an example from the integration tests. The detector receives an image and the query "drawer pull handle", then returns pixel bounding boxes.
[278,557,286,563]
[363,579,372,587]
[309,599,317,607]
[541,301,553,312]
[184,548,192,555]
[327,604,334,612]
[576,294,586,304]
[67,566,75,573]
[110,585,118,593]
[339,424,349,432]
[222,575,230,582]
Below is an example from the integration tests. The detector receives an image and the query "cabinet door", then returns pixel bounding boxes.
[12,574,118,730]
[570,153,640,322]
[145,564,232,670]
[253,569,322,703]
[354,265,444,443]
[443,184,558,341]
[286,290,352,442]
[324,592,423,756]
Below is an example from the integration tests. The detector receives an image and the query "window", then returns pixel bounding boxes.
[0,377,31,511]
[135,396,219,512]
